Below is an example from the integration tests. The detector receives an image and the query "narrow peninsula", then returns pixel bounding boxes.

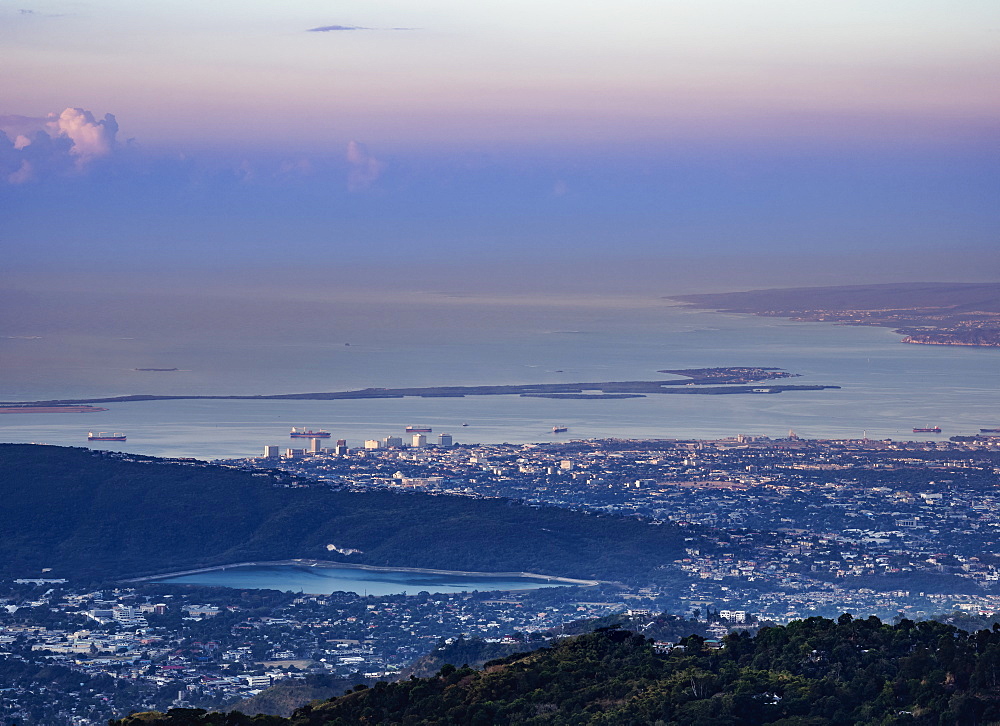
[0,367,838,407]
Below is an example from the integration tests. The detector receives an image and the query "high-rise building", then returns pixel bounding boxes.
[364,439,381,449]
[412,433,426,448]
[263,445,280,458]
[335,439,348,456]
[383,436,403,448]
[310,437,323,453]
[437,433,453,447]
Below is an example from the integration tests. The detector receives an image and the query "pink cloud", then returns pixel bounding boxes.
[0,107,119,183]
[45,107,118,165]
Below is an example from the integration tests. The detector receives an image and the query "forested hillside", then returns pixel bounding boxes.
[227,675,370,719]
[113,615,1000,725]
[0,444,685,582]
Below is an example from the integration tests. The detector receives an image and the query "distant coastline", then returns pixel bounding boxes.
[670,282,1000,348]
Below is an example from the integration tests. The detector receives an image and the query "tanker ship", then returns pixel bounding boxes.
[88,432,126,441]
[290,428,331,438]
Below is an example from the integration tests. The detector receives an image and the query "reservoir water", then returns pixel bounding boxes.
[150,564,585,596]
[1,290,998,459]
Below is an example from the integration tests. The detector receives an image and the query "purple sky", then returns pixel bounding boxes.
[2,0,998,294]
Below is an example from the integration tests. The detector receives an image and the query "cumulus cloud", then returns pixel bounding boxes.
[0,107,119,183]
[0,127,67,184]
[45,107,118,163]
[346,140,384,191]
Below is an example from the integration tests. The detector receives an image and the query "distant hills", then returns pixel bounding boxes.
[0,444,687,583]
[672,282,1000,347]
[113,614,1000,725]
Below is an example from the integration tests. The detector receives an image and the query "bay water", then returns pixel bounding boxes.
[1,290,998,460]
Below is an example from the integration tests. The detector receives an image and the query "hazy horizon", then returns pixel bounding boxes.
[3,0,998,295]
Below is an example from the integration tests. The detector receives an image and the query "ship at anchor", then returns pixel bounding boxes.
[88,432,126,441]
[290,428,331,438]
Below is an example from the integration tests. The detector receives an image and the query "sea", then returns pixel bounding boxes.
[1,289,998,461]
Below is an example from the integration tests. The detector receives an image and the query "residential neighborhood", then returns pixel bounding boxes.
[4,432,1000,724]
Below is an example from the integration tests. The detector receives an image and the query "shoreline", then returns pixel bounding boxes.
[122,559,603,588]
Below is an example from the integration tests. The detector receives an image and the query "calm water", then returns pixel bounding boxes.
[152,564,579,596]
[1,290,998,459]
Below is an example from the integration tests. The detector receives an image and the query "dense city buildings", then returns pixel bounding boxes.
[234,432,1000,621]
[0,579,630,724]
[3,433,1000,724]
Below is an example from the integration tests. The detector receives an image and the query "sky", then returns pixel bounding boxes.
[2,0,998,295]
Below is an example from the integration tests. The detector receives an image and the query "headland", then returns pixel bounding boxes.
[670,282,1000,347]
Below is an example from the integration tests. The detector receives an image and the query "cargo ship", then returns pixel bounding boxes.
[290,428,331,438]
[405,426,432,433]
[88,432,126,441]
[551,426,568,433]
[912,426,942,433]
